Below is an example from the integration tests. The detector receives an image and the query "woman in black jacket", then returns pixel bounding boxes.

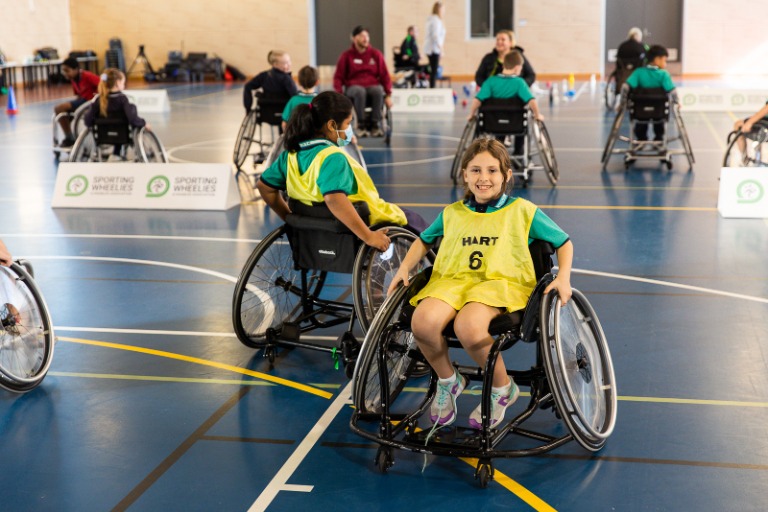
[475,30,535,87]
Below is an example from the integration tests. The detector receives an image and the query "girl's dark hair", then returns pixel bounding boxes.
[284,91,354,152]
[461,138,512,201]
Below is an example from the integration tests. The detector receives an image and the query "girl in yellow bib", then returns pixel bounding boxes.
[257,91,427,252]
[389,138,574,429]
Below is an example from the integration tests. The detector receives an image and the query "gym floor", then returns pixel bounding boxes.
[1,80,767,512]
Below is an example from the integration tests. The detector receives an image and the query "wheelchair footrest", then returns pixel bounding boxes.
[405,426,494,449]
[253,153,266,165]
[277,322,301,343]
[337,331,360,363]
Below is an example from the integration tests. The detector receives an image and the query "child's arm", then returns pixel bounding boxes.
[0,238,12,267]
[543,240,573,305]
[387,239,431,294]
[743,104,768,133]
[256,180,291,221]
[529,98,544,121]
[467,98,482,120]
[324,193,390,252]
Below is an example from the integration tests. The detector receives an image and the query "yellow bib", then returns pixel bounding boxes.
[411,199,538,312]
[285,146,407,226]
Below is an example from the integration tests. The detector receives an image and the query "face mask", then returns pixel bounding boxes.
[335,125,354,147]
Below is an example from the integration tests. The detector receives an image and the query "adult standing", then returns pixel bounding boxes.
[423,2,446,89]
[333,26,393,137]
[475,30,535,87]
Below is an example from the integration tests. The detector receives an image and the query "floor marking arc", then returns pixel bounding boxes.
[3,233,262,243]
[58,337,332,399]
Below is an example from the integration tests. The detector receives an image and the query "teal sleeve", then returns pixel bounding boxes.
[259,151,289,190]
[662,71,675,92]
[316,153,357,196]
[281,98,294,122]
[517,81,534,103]
[528,209,569,248]
[419,211,444,244]
[476,81,492,102]
[625,70,638,89]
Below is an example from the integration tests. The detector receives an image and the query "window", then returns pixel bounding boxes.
[469,0,514,39]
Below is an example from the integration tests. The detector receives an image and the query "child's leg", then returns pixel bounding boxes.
[634,121,649,141]
[54,102,74,135]
[653,121,665,141]
[735,118,747,154]
[453,302,509,388]
[411,297,457,380]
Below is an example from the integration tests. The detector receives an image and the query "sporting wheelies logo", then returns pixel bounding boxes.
[65,175,89,196]
[146,175,170,197]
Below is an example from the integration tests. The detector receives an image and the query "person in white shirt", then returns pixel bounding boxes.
[423,1,446,88]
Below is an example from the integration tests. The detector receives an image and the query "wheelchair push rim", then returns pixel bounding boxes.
[540,289,617,449]
[0,263,55,391]
[723,127,768,168]
[533,119,559,186]
[604,73,617,111]
[138,127,168,163]
[451,117,477,185]
[232,226,324,348]
[233,110,258,170]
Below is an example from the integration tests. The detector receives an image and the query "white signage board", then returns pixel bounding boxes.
[391,88,454,113]
[717,167,768,218]
[51,163,240,210]
[123,90,171,114]
[677,88,768,112]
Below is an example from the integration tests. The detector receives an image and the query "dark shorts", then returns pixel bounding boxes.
[69,97,88,111]
[401,208,428,234]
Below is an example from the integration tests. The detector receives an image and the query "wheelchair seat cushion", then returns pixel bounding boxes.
[628,87,670,121]
[256,93,291,126]
[478,97,528,135]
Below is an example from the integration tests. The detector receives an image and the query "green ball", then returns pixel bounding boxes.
[0,87,7,95]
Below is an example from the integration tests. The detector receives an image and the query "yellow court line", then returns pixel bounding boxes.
[699,111,726,151]
[58,337,333,399]
[726,111,739,122]
[460,457,557,512]
[397,203,717,211]
[381,184,719,191]
[47,371,275,386]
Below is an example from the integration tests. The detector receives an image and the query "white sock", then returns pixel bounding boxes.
[438,371,457,386]
[492,379,513,394]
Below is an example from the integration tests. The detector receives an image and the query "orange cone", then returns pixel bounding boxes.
[5,85,18,115]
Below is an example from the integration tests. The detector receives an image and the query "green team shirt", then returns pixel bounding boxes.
[475,74,534,103]
[281,92,316,122]
[420,194,569,248]
[625,65,675,92]
[259,139,358,196]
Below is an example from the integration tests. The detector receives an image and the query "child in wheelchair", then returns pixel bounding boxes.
[243,50,298,112]
[623,45,676,143]
[388,138,573,429]
[467,51,543,156]
[731,102,768,157]
[281,66,319,131]
[256,91,427,253]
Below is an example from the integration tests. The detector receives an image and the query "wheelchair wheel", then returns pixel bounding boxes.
[540,289,617,451]
[234,110,258,170]
[451,117,477,185]
[0,263,55,393]
[263,135,285,170]
[533,120,559,186]
[138,128,168,163]
[383,107,392,146]
[232,226,325,349]
[673,106,695,167]
[352,283,417,414]
[604,72,618,111]
[69,130,100,162]
[352,226,434,332]
[72,100,91,140]
[723,126,768,167]
[601,101,626,167]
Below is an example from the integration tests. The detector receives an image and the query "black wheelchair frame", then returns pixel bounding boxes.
[350,241,617,487]
[69,117,168,163]
[604,58,644,111]
[450,99,558,188]
[723,119,768,167]
[352,94,392,146]
[602,87,694,170]
[233,92,289,172]
[53,97,93,160]
[232,198,434,374]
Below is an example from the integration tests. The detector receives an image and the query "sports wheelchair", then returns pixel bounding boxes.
[232,199,433,373]
[53,97,93,160]
[602,87,694,170]
[450,98,558,188]
[350,241,617,487]
[1,260,56,393]
[69,117,167,163]
[233,92,289,172]
[723,119,768,167]
[350,94,393,146]
[604,57,643,111]
[392,47,429,89]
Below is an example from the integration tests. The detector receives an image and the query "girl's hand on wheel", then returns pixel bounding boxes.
[544,275,572,306]
[144,124,152,131]
[388,266,410,295]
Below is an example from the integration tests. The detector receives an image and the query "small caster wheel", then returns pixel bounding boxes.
[479,465,491,488]
[344,361,355,379]
[624,160,631,169]
[665,158,673,170]
[375,446,394,474]
[521,178,529,189]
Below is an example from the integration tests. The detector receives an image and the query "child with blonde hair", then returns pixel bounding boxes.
[243,50,298,112]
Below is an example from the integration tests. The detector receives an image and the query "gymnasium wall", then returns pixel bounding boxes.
[68,0,312,77]
[0,0,72,62]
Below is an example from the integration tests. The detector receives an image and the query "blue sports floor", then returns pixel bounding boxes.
[2,81,768,512]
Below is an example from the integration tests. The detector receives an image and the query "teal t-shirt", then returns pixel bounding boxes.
[475,74,534,103]
[259,139,358,196]
[281,92,316,122]
[419,194,569,248]
[625,65,675,92]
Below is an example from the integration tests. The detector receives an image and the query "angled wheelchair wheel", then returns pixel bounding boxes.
[451,117,477,185]
[601,101,626,167]
[72,100,91,140]
[383,107,393,146]
[234,110,258,170]
[0,263,55,393]
[353,226,434,332]
[604,72,617,111]
[723,125,768,168]
[69,130,99,162]
[352,283,417,414]
[673,106,695,167]
[540,289,617,451]
[263,135,285,170]
[533,120,559,186]
[138,128,168,163]
[232,226,325,349]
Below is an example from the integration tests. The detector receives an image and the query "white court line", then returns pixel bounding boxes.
[248,382,352,511]
[571,82,589,102]
[4,233,262,243]
[366,155,454,168]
